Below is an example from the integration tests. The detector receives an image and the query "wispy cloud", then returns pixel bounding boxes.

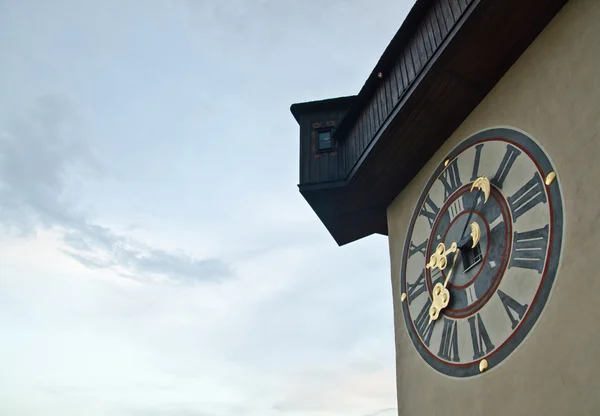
[0,95,232,284]
[0,0,411,414]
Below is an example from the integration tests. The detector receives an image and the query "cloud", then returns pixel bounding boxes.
[0,95,232,283]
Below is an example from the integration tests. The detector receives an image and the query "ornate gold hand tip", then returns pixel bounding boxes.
[470,222,481,248]
[471,176,491,203]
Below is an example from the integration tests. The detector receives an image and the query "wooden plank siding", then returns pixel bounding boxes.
[295,0,474,186]
[341,0,472,180]
[293,0,569,245]
[336,0,474,182]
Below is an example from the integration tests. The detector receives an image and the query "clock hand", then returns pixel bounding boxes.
[425,241,457,271]
[459,176,490,247]
[426,241,460,323]
[442,249,461,288]
[428,248,460,323]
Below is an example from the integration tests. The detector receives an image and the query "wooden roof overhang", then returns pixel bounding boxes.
[291,0,568,246]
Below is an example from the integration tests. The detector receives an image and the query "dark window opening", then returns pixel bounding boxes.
[318,129,333,151]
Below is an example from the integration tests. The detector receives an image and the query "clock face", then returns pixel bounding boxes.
[400,127,564,378]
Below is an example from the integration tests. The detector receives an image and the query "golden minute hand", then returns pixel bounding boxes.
[427,241,460,323]
[428,248,460,323]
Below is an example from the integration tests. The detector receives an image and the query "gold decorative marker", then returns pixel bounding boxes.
[479,359,488,373]
[426,242,458,271]
[401,293,407,302]
[545,171,556,185]
[425,224,478,323]
[426,242,460,323]
[470,222,481,248]
[444,158,450,167]
[471,176,491,203]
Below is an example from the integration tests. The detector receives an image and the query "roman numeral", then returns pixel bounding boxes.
[437,318,460,362]
[430,266,444,287]
[407,269,427,304]
[448,196,464,221]
[497,289,528,330]
[507,172,547,222]
[509,224,549,273]
[471,143,484,181]
[420,195,440,228]
[439,158,462,200]
[414,300,435,347]
[468,313,495,360]
[409,239,428,257]
[466,285,478,305]
[492,144,521,189]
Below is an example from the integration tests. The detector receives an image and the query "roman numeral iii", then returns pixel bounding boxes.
[509,224,549,273]
[507,172,547,221]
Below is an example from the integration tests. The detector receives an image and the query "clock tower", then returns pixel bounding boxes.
[291,0,600,414]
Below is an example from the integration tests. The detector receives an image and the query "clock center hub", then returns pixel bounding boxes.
[426,186,513,319]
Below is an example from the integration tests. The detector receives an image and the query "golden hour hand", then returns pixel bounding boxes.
[471,175,490,203]
[425,242,458,271]
[459,176,490,249]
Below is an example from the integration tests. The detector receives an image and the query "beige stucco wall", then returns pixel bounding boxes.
[387,0,600,414]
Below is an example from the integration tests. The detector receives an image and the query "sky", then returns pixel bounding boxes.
[0,1,415,415]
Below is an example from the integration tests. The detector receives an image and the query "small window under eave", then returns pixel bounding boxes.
[318,129,333,151]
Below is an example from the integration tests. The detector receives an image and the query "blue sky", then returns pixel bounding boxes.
[0,1,414,415]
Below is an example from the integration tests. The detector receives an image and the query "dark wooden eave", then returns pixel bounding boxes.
[291,0,568,246]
